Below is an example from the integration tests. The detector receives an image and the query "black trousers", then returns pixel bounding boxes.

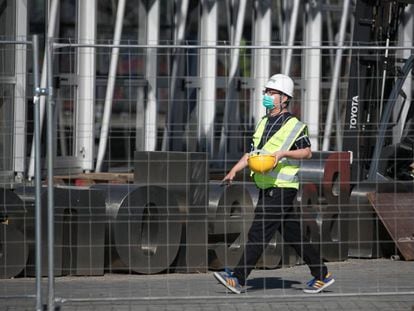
[232,187,327,286]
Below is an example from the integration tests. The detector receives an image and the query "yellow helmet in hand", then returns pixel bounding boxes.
[248,150,276,174]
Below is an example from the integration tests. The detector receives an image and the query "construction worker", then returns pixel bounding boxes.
[214,74,335,294]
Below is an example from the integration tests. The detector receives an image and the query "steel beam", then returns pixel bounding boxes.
[144,0,160,151]
[218,0,247,159]
[164,0,190,151]
[95,0,126,172]
[283,0,300,76]
[302,0,322,150]
[198,0,217,155]
[322,0,351,151]
[28,0,59,179]
[135,0,147,152]
[170,0,189,103]
[13,0,28,180]
[0,4,15,185]
[46,1,56,306]
[251,0,271,125]
[76,0,97,171]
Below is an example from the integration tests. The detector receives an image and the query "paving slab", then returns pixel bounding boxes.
[1,259,414,310]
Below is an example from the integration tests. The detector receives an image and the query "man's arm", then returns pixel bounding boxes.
[272,147,312,163]
[222,153,250,184]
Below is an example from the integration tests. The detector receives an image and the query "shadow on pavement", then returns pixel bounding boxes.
[246,277,301,291]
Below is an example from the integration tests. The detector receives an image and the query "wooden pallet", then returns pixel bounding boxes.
[54,172,134,186]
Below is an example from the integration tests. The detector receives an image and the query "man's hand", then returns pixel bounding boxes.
[222,170,236,185]
[221,153,249,186]
[272,151,285,167]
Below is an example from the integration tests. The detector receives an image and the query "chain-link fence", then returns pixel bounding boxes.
[1,37,414,311]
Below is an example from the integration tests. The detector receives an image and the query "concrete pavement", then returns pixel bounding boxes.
[1,259,414,310]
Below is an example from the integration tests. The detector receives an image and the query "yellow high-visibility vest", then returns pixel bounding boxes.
[252,116,307,189]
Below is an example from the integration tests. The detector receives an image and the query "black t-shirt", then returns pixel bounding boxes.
[248,112,311,152]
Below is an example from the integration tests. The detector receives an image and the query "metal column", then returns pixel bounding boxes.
[76,0,97,171]
[95,0,126,172]
[46,39,55,310]
[251,0,271,125]
[198,0,217,155]
[302,0,322,150]
[144,0,160,151]
[12,0,28,181]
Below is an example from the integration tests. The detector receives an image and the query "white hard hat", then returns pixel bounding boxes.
[265,74,294,98]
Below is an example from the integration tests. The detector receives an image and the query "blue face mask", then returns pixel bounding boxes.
[262,94,275,109]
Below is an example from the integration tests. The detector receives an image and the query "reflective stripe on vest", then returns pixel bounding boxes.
[252,117,306,189]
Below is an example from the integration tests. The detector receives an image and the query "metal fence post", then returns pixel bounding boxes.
[32,34,44,311]
[46,35,56,311]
